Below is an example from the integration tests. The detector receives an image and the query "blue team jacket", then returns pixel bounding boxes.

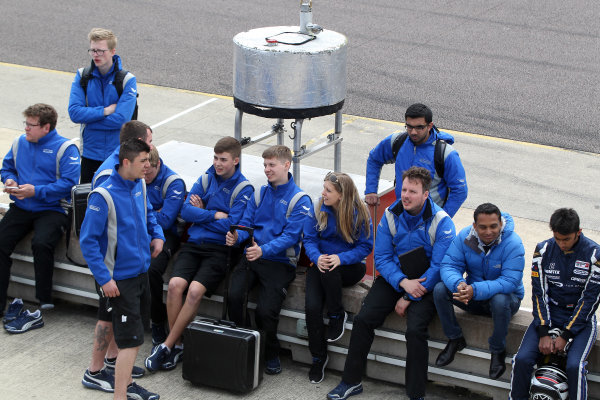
[146,160,185,234]
[1,130,80,214]
[365,126,467,217]
[303,200,373,266]
[182,165,253,245]
[80,169,164,286]
[92,146,120,188]
[68,55,137,161]
[532,233,600,340]
[375,197,455,299]
[440,212,525,301]
[236,173,312,266]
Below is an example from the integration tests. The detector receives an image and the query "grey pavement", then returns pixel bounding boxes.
[0,0,598,153]
[0,60,599,399]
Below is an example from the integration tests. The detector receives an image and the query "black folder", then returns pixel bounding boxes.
[398,246,430,279]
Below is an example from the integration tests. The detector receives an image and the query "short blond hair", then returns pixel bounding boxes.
[148,147,160,168]
[262,145,292,163]
[88,28,117,50]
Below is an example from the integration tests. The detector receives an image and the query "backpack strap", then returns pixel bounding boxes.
[79,61,94,99]
[161,174,184,199]
[433,139,449,179]
[90,187,117,276]
[390,131,408,160]
[229,180,253,208]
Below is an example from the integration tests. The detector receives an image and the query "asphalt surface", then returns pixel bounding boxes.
[0,0,598,153]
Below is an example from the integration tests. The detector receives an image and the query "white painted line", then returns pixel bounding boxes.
[150,98,218,129]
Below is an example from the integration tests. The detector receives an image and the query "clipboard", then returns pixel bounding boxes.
[398,246,430,279]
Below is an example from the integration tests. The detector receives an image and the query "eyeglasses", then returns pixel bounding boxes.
[405,123,428,132]
[325,172,341,188]
[23,121,41,128]
[88,48,109,56]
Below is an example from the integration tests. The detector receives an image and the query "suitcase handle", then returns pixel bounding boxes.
[217,319,237,329]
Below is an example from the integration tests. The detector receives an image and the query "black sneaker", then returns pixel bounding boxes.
[82,368,114,392]
[3,298,23,323]
[126,382,159,400]
[104,357,146,378]
[327,311,348,342]
[309,355,329,384]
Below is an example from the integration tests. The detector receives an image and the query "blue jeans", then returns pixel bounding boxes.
[510,316,597,400]
[433,281,520,353]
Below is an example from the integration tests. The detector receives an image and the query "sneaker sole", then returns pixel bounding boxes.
[327,383,363,400]
[82,377,114,393]
[5,320,44,334]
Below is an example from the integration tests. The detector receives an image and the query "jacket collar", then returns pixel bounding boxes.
[390,196,433,221]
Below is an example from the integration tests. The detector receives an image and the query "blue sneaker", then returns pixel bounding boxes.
[126,381,160,400]
[4,309,44,333]
[145,344,170,372]
[3,298,23,323]
[265,357,282,375]
[104,357,145,378]
[161,346,183,370]
[151,323,167,346]
[82,368,114,392]
[327,381,363,400]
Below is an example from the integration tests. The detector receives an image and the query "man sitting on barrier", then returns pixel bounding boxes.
[364,103,467,218]
[145,137,253,372]
[327,166,455,400]
[144,147,185,346]
[226,145,312,376]
[510,208,600,400]
[433,202,525,379]
[0,103,80,331]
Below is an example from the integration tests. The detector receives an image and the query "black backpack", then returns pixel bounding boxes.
[391,130,447,178]
[79,60,138,120]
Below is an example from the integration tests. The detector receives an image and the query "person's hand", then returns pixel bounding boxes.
[214,211,228,220]
[150,238,164,258]
[399,277,427,298]
[12,184,35,200]
[539,336,553,355]
[245,240,262,262]
[104,104,117,116]
[452,282,473,305]
[189,194,204,209]
[553,336,568,353]
[317,254,330,272]
[394,297,411,317]
[3,179,18,193]
[225,231,238,246]
[364,193,379,206]
[101,279,120,297]
[321,254,341,271]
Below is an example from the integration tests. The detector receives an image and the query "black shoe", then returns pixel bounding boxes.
[489,350,506,379]
[327,311,348,343]
[309,355,329,384]
[435,336,466,367]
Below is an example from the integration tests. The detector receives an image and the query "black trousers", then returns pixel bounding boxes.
[227,258,296,361]
[0,203,68,311]
[342,276,436,398]
[80,156,104,184]
[305,263,366,359]
[147,230,180,324]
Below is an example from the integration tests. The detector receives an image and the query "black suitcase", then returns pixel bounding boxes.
[182,318,264,393]
[182,225,264,393]
[66,183,92,266]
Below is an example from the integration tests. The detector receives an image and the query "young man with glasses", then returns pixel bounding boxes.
[68,28,138,183]
[0,104,80,324]
[364,103,467,218]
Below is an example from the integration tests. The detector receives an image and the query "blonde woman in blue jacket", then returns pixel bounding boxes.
[303,172,373,384]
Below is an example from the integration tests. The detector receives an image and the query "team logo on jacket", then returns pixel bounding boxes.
[575,260,589,270]
[135,191,142,197]
[573,269,589,276]
[43,148,54,154]
[154,185,160,191]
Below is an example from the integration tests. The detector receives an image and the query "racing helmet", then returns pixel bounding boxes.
[529,364,569,400]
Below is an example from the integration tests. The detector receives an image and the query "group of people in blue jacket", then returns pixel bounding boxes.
[1,26,598,400]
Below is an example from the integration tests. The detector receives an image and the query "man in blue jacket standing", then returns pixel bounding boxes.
[433,203,525,379]
[145,137,253,373]
[81,139,164,400]
[510,208,600,400]
[68,28,137,183]
[226,145,312,376]
[327,167,455,400]
[0,103,80,324]
[364,103,467,218]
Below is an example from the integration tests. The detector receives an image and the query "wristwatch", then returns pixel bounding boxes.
[403,293,411,301]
